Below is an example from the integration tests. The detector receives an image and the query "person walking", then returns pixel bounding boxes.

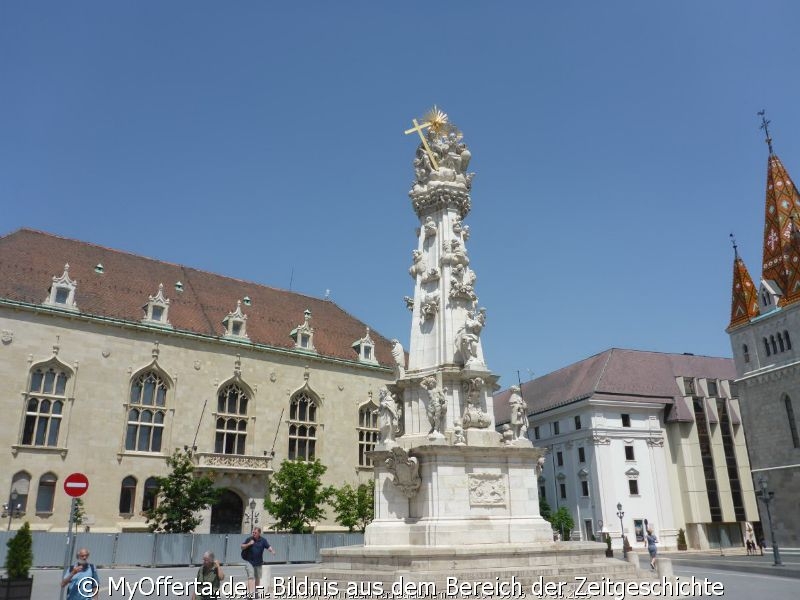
[241,527,276,596]
[645,528,658,570]
[191,551,224,600]
[61,547,99,600]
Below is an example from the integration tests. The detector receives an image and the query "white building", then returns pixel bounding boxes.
[495,348,759,550]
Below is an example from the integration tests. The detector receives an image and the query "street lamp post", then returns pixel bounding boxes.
[756,477,783,566]
[616,502,626,559]
[5,490,21,532]
[244,499,259,528]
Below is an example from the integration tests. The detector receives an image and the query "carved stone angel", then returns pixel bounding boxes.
[375,386,401,447]
[391,340,406,380]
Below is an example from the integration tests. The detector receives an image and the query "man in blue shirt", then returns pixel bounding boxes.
[61,548,99,600]
[241,527,276,596]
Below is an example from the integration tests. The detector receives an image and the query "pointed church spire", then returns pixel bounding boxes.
[729,235,759,328]
[781,214,800,306]
[759,110,774,155]
[760,116,800,296]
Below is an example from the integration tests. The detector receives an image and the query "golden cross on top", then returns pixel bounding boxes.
[404,118,439,170]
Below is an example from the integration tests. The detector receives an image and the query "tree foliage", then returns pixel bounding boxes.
[264,459,335,533]
[5,521,33,580]
[539,497,552,522]
[550,507,575,540]
[71,498,86,527]
[145,449,220,533]
[331,481,374,532]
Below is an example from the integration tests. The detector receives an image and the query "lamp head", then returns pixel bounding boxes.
[249,500,256,511]
[617,502,622,512]
[10,490,18,501]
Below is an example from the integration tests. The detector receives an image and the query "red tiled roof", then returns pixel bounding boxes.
[494,348,736,423]
[0,229,395,367]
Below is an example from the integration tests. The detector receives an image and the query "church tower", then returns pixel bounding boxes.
[726,114,800,549]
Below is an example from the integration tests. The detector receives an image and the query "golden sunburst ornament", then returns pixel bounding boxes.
[422,106,450,136]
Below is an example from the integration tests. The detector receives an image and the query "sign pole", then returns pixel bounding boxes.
[58,497,76,600]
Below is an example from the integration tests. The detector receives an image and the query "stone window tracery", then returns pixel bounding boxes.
[22,365,69,447]
[358,400,379,467]
[35,472,57,513]
[125,370,168,452]
[119,476,136,514]
[215,384,249,455]
[288,391,318,461]
[352,328,378,364]
[290,309,316,352]
[223,300,249,339]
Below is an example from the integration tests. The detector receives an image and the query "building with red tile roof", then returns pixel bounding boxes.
[0,228,396,533]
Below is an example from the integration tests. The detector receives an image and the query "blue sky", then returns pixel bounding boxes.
[2,2,799,389]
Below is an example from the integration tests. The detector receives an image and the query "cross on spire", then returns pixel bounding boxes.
[730,233,739,259]
[759,110,774,154]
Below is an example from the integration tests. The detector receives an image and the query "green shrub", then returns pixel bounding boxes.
[5,522,33,580]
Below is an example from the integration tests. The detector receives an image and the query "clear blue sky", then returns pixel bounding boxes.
[3,2,798,389]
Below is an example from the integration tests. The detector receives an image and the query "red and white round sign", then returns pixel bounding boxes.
[63,472,89,498]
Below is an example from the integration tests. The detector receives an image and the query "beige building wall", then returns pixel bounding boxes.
[0,307,393,533]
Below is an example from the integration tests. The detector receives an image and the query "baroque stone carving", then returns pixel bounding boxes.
[449,264,477,302]
[646,437,665,447]
[461,376,490,429]
[468,473,507,506]
[420,376,447,437]
[195,453,272,471]
[423,216,437,238]
[375,387,401,447]
[455,308,487,368]
[1,331,12,345]
[391,340,406,379]
[409,250,426,279]
[453,218,471,241]
[419,291,440,323]
[411,128,473,191]
[591,434,611,445]
[421,267,441,284]
[453,420,466,446]
[441,239,469,267]
[508,385,529,440]
[385,447,421,498]
[403,296,414,312]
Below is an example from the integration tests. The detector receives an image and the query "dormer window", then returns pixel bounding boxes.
[290,309,316,352]
[222,301,249,340]
[142,284,172,328]
[759,280,781,311]
[43,264,78,312]
[352,328,378,364]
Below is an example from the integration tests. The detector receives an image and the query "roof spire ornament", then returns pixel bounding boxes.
[730,233,739,259]
[759,109,774,155]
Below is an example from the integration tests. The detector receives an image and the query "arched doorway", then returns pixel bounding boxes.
[210,489,244,533]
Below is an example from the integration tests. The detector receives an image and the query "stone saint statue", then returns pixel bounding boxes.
[508,385,528,440]
[457,307,486,367]
[375,387,400,447]
[391,339,406,380]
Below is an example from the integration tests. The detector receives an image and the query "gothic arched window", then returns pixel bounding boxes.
[358,402,379,467]
[35,473,57,513]
[785,331,792,350]
[785,395,800,449]
[743,344,750,363]
[22,366,68,447]
[764,338,771,357]
[215,384,249,455]
[119,476,137,514]
[126,371,168,452]
[288,391,318,461]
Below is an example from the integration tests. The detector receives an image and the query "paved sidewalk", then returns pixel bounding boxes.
[660,547,800,579]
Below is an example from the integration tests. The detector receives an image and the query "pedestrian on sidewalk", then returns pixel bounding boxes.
[645,528,658,570]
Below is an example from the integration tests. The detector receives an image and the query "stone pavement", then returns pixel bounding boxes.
[657,547,800,579]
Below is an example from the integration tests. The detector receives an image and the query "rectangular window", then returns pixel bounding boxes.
[300,334,310,348]
[628,480,639,495]
[553,421,560,435]
[625,445,635,461]
[584,519,594,541]
[55,288,69,304]
[559,483,567,499]
[534,426,540,440]
[364,346,372,360]
[557,451,563,466]
[707,380,718,397]
[581,480,589,497]
[151,306,164,321]
[621,413,631,428]
[683,377,695,395]
[539,485,546,499]
[574,415,582,430]
[578,447,586,463]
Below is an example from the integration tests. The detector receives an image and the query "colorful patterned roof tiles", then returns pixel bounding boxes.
[729,253,759,328]
[761,153,800,295]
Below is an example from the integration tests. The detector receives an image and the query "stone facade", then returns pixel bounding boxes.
[726,144,800,550]
[495,349,760,550]
[0,230,395,533]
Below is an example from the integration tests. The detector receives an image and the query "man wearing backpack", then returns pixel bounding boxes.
[61,547,99,600]
[241,527,276,596]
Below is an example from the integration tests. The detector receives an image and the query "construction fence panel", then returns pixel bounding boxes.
[114,532,155,566]
[154,533,194,566]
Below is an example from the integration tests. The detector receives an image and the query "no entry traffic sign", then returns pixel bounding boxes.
[63,472,89,497]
